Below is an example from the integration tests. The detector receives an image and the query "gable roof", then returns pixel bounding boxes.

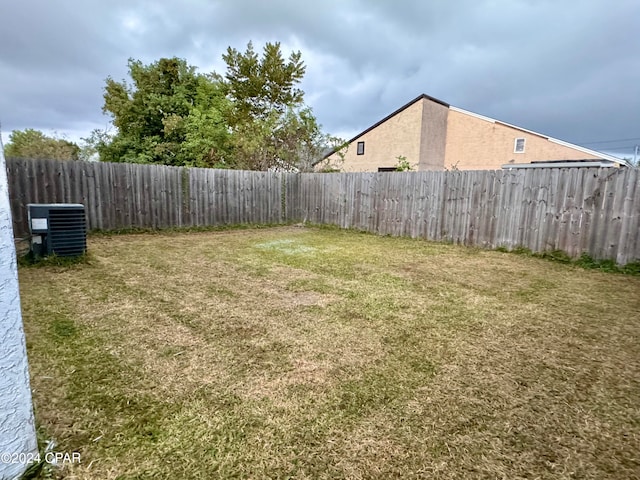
[322,93,631,167]
[318,94,448,163]
[344,94,449,145]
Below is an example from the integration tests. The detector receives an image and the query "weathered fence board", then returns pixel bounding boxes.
[295,167,640,264]
[6,159,286,236]
[6,158,640,264]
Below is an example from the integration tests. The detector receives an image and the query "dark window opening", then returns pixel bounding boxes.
[378,167,396,172]
[357,141,365,155]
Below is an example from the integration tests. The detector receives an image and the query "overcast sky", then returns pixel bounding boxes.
[1,0,639,159]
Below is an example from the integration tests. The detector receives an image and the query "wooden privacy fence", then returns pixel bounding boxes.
[295,168,640,265]
[7,158,291,237]
[6,158,640,264]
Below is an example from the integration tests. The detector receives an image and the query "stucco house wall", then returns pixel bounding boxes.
[444,108,602,170]
[321,94,623,172]
[0,147,38,480]
[332,99,424,172]
[418,98,448,171]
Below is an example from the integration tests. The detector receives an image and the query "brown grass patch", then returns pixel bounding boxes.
[19,226,640,479]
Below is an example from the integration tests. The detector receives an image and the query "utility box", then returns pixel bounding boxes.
[28,204,87,258]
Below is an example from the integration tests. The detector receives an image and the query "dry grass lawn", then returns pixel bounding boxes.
[19,226,640,479]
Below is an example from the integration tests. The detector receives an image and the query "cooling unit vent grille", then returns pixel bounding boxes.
[49,208,87,256]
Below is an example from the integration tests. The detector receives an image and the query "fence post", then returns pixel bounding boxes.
[180,167,191,228]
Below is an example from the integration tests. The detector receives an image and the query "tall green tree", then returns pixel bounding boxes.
[221,41,305,122]
[101,57,230,166]
[3,129,80,160]
[98,44,338,170]
[219,41,328,171]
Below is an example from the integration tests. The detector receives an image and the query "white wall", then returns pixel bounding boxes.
[0,147,38,479]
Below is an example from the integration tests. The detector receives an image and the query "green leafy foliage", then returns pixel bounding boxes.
[98,42,335,170]
[100,57,231,166]
[496,246,640,276]
[4,129,80,160]
[219,41,329,171]
[180,77,232,168]
[221,41,305,122]
[316,138,349,173]
[394,155,414,171]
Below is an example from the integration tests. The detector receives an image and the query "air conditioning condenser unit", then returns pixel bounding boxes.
[28,203,87,258]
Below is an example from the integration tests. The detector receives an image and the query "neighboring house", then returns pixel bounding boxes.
[319,94,630,171]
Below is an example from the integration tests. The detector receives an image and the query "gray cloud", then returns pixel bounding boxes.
[1,0,638,157]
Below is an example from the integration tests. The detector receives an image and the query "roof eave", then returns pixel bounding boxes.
[450,106,630,166]
[502,161,620,169]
